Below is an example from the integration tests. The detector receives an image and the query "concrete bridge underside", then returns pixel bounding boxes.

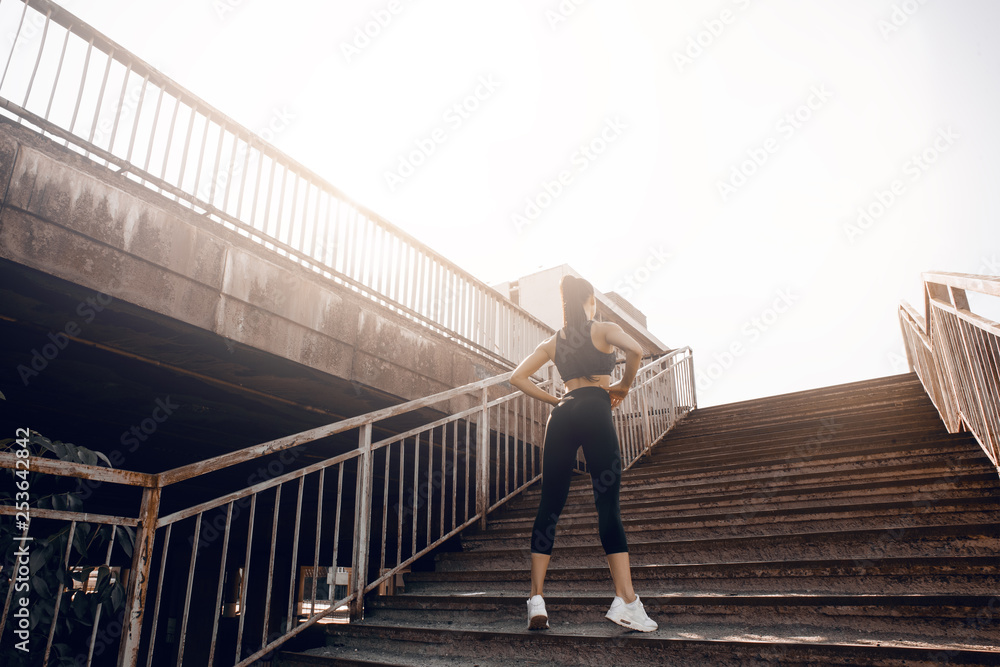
[0,116,512,488]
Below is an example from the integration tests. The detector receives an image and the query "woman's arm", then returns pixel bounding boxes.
[510,337,560,406]
[599,322,644,408]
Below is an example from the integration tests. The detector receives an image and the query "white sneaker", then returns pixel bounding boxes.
[605,594,657,632]
[527,594,549,630]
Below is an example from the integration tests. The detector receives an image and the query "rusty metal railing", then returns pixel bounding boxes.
[899,272,1000,474]
[0,350,695,665]
[0,0,552,368]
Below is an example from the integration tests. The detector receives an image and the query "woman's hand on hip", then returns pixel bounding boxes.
[608,381,629,408]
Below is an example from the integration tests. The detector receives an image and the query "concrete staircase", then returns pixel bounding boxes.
[277,374,1000,666]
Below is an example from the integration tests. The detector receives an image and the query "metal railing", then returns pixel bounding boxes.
[899,272,1000,474]
[0,0,552,367]
[0,349,695,665]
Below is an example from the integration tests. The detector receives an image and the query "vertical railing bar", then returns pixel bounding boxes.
[515,394,522,489]
[220,130,239,215]
[144,524,171,667]
[206,121,225,207]
[299,181,319,257]
[84,529,117,667]
[452,419,458,529]
[68,39,93,134]
[412,433,420,555]
[87,47,114,144]
[192,112,211,202]
[175,513,202,667]
[396,439,405,566]
[248,145,265,229]
[331,463,345,584]
[464,417,471,523]
[43,520,76,664]
[106,62,132,155]
[234,493,257,665]
[43,20,72,120]
[314,188,336,267]
[285,477,305,631]
[283,171,297,248]
[141,85,163,174]
[175,102,196,188]
[309,186,323,264]
[439,423,446,539]
[477,388,489,530]
[124,74,148,164]
[426,426,434,544]
[350,423,374,618]
[381,445,391,576]
[261,157,277,236]
[0,0,29,90]
[21,9,51,109]
[310,467,325,618]
[235,133,252,219]
[207,502,234,667]
[261,484,283,647]
[158,94,179,181]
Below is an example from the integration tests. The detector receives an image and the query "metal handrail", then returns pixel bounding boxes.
[0,350,695,665]
[899,271,1000,473]
[0,0,554,368]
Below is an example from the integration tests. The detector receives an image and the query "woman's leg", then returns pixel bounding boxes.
[606,552,636,603]
[530,553,551,597]
[575,391,633,597]
[529,401,577,595]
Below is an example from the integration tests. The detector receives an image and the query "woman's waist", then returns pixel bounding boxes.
[564,375,611,392]
[560,384,611,403]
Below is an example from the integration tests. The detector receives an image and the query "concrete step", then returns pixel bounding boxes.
[404,555,1000,596]
[461,502,1000,551]
[490,473,1000,524]
[504,451,996,513]
[283,619,1000,666]
[358,593,1000,646]
[434,523,999,572]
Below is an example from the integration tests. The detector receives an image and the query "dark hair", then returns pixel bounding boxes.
[559,275,600,381]
[560,274,594,332]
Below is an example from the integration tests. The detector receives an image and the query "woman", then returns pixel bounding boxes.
[509,275,657,633]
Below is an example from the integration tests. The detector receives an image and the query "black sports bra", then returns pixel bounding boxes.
[553,320,617,381]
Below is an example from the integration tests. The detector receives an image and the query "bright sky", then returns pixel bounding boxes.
[6,0,999,407]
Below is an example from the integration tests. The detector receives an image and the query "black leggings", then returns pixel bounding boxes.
[530,386,628,556]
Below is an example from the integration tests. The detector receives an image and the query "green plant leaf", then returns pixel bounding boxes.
[93,450,112,467]
[0,389,6,400]
[116,526,135,558]
[95,565,111,591]
[111,582,124,609]
[79,448,98,466]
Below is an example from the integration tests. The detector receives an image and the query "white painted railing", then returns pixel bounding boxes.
[0,0,552,367]
[0,350,695,665]
[899,272,1000,474]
